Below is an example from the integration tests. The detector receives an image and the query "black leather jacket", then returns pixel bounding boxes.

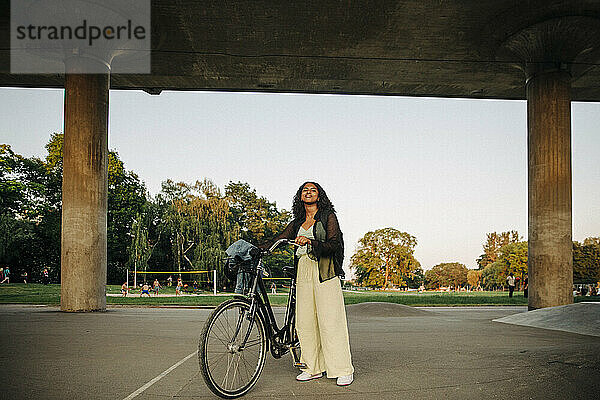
[266,208,344,282]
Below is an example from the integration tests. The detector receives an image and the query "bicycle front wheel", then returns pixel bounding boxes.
[199,299,267,399]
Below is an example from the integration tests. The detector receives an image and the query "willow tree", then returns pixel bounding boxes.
[161,179,239,283]
[350,227,419,289]
[129,213,160,285]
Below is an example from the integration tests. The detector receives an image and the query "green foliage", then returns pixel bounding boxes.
[107,150,148,283]
[495,241,528,282]
[481,262,502,290]
[478,242,528,289]
[477,230,521,269]
[1,136,147,284]
[467,269,482,288]
[8,134,595,293]
[152,180,238,285]
[573,240,600,283]
[224,181,292,276]
[0,143,61,283]
[225,181,289,243]
[424,262,468,289]
[350,228,420,289]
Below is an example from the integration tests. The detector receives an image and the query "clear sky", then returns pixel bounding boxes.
[2,87,599,275]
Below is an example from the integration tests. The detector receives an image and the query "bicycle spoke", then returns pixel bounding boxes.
[231,354,240,389]
[243,338,262,348]
[222,353,234,389]
[206,351,228,366]
[208,330,229,348]
[239,353,251,383]
[200,300,267,396]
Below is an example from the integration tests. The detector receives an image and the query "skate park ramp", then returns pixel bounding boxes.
[493,302,600,337]
[346,301,434,317]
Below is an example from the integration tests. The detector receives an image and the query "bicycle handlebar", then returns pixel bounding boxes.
[267,238,300,253]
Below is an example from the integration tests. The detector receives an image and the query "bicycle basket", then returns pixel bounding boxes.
[223,239,261,283]
[223,256,258,283]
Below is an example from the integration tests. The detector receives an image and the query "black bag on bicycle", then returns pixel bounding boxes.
[224,240,260,294]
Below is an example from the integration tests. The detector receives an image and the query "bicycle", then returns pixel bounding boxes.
[199,239,303,398]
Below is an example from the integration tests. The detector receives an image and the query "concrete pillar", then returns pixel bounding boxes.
[526,70,573,310]
[61,58,109,312]
[493,15,600,309]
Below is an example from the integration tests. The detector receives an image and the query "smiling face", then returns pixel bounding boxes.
[301,183,319,204]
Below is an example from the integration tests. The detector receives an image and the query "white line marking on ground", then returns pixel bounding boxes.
[122,350,198,400]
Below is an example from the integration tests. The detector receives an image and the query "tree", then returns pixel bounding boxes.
[155,179,239,285]
[224,181,292,276]
[573,239,600,283]
[2,134,149,284]
[42,134,149,284]
[425,262,468,289]
[479,241,528,290]
[106,150,148,283]
[477,231,521,269]
[0,143,62,282]
[128,212,163,285]
[225,181,290,244]
[350,228,419,289]
[403,266,425,289]
[583,237,600,247]
[492,242,528,288]
[467,269,482,289]
[481,262,502,290]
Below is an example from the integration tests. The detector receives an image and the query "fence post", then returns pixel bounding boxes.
[213,270,217,295]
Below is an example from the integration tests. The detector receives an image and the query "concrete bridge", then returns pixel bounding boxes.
[1,0,599,311]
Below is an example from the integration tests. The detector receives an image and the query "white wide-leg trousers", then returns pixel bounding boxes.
[295,255,354,378]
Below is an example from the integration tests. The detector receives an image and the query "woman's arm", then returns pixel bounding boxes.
[258,220,297,250]
[310,212,342,257]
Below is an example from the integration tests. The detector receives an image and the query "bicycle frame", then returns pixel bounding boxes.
[238,239,301,363]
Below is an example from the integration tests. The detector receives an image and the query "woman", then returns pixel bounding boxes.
[268,182,354,386]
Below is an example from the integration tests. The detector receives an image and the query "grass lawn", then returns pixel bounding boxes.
[343,290,529,306]
[2,283,599,307]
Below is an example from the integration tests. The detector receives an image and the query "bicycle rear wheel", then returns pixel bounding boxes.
[199,299,267,399]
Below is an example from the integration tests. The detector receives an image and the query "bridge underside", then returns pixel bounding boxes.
[1,1,600,100]
[1,0,598,310]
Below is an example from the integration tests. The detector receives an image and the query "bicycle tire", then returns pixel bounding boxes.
[199,298,267,399]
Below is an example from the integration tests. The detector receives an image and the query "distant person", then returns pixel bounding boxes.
[523,275,528,298]
[42,267,49,285]
[1,266,10,283]
[506,273,516,297]
[167,275,173,287]
[22,271,28,284]
[176,278,183,296]
[121,282,129,297]
[152,279,161,296]
[140,283,151,297]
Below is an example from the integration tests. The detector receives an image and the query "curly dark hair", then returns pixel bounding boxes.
[291,181,335,220]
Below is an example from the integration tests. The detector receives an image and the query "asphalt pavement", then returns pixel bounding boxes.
[1,304,599,400]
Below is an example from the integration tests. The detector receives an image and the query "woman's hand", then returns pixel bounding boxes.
[295,236,311,246]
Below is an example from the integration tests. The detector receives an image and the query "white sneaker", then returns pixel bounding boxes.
[296,371,323,381]
[336,373,354,386]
